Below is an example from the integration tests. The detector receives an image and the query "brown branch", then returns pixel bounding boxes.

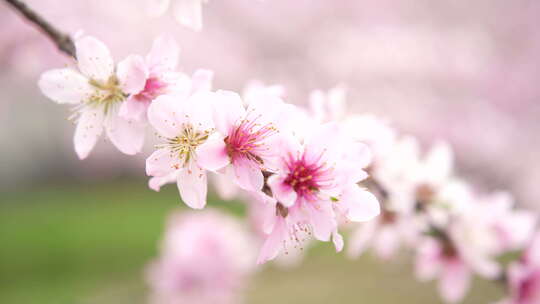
[3,0,76,58]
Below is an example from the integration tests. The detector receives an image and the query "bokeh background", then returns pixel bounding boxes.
[0,0,538,303]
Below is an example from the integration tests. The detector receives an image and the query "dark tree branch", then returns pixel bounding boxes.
[3,0,76,58]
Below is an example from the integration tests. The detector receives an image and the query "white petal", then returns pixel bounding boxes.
[117,55,148,94]
[148,171,177,191]
[74,106,105,159]
[257,216,287,264]
[307,203,336,242]
[304,122,342,163]
[211,172,239,200]
[38,68,92,104]
[147,95,185,138]
[212,90,245,135]
[196,133,230,171]
[173,0,203,31]
[184,91,215,132]
[146,35,180,72]
[177,163,207,209]
[332,231,344,252]
[146,148,180,177]
[75,36,114,82]
[340,186,380,222]
[105,113,145,155]
[439,259,471,303]
[233,158,264,191]
[119,97,149,122]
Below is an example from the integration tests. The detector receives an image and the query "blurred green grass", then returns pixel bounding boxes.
[0,180,503,304]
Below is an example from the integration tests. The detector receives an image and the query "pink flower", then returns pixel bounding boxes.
[147,209,256,304]
[197,90,290,192]
[38,35,145,159]
[415,196,515,304]
[476,192,537,253]
[256,123,380,264]
[415,238,472,304]
[145,91,215,209]
[117,35,189,122]
[499,232,540,304]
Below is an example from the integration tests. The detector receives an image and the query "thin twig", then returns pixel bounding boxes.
[3,0,76,58]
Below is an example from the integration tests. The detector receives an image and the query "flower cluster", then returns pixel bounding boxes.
[331,99,538,303]
[38,34,540,304]
[39,34,381,264]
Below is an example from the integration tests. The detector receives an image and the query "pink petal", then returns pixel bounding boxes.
[176,163,207,209]
[233,158,264,191]
[75,36,114,82]
[146,148,179,177]
[146,35,179,72]
[257,216,286,264]
[105,114,145,155]
[196,133,229,171]
[415,239,443,281]
[116,54,148,94]
[212,90,245,135]
[306,203,336,242]
[147,95,184,138]
[439,258,471,303]
[340,186,380,222]
[119,97,150,122]
[304,122,342,163]
[73,106,104,159]
[527,232,540,266]
[267,174,297,207]
[172,0,203,31]
[211,171,239,200]
[38,68,93,104]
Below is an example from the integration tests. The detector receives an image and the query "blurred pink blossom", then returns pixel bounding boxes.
[147,209,257,304]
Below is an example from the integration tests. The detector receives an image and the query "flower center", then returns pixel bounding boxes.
[283,155,333,202]
[415,183,435,211]
[160,124,210,168]
[518,269,540,302]
[134,77,167,102]
[87,76,126,114]
[224,117,276,165]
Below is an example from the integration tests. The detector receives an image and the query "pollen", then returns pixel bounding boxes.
[86,76,126,114]
[158,124,210,168]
